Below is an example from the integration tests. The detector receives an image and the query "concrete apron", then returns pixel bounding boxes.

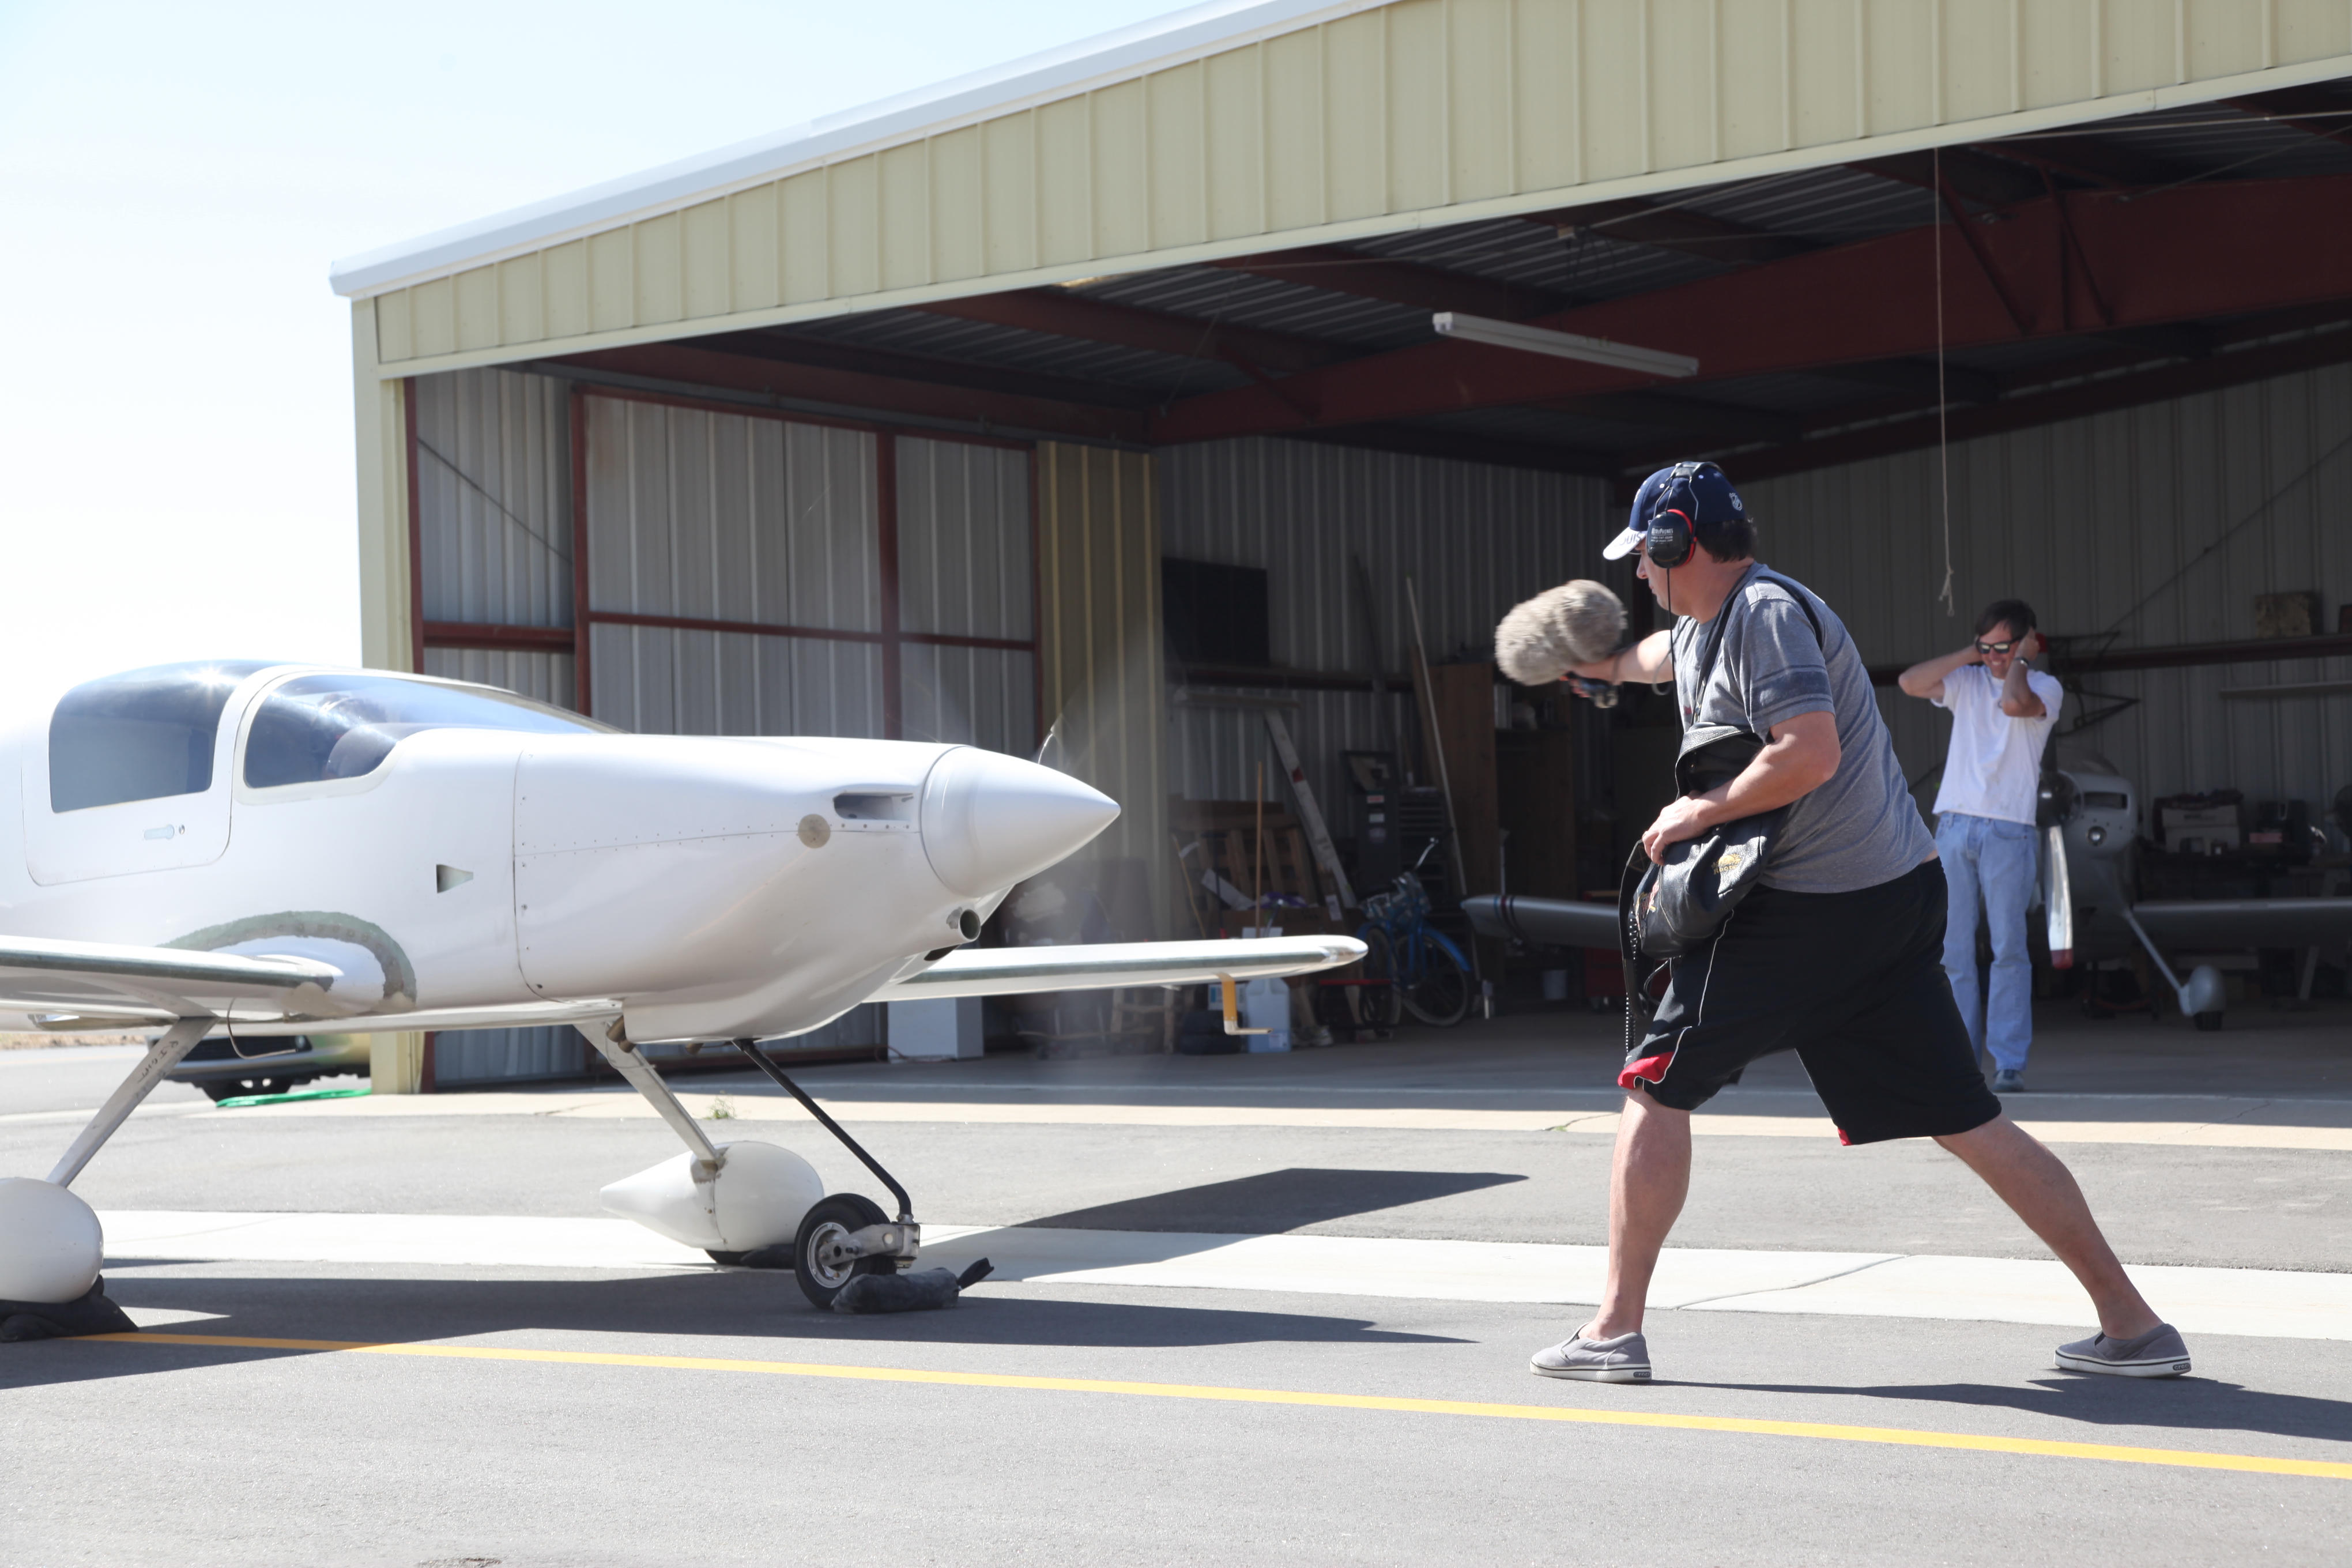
[96,1209,2352,1343]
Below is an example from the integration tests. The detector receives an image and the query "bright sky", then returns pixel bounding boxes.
[0,0,1188,698]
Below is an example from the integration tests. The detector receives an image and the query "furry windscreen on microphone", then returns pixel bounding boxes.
[1495,580,1627,685]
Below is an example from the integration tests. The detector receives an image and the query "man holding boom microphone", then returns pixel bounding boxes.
[1527,462,2187,1384]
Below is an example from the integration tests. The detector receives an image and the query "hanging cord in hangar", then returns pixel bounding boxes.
[1156,271,1249,414]
[1933,145,1956,620]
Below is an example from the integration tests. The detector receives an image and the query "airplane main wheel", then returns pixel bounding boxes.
[792,1192,894,1309]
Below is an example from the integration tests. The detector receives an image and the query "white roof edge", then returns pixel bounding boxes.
[329,0,1388,299]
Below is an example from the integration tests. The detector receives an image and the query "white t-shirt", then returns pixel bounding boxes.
[1930,664,2064,826]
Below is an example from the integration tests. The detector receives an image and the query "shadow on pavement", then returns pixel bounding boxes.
[1692,1376,2352,1443]
[1018,1167,1526,1232]
[0,1270,1465,1392]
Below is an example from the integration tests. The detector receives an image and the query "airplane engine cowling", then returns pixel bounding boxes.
[598,1140,824,1253]
[515,736,974,1038]
[0,1178,104,1304]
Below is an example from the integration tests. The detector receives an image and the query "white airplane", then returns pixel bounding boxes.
[0,660,1360,1317]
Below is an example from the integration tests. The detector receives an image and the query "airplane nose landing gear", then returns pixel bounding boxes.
[787,1192,898,1308]
[727,1039,928,1308]
[582,1022,931,1305]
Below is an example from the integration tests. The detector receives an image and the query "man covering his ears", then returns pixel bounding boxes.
[1531,463,2184,1386]
[1897,602,2065,1094]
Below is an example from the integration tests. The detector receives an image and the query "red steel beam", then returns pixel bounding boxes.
[1149,173,2352,444]
[877,429,902,740]
[423,621,576,653]
[569,386,592,717]
[553,342,1149,444]
[1717,326,2352,482]
[2054,632,2352,677]
[403,379,425,675]
[1614,301,2351,480]
[1860,631,2352,688]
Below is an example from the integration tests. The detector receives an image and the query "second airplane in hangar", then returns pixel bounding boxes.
[0,660,1360,1311]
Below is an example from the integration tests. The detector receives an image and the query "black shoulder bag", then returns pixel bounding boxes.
[1619,575,1824,1044]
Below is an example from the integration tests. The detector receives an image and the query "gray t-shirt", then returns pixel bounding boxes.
[1669,562,1935,894]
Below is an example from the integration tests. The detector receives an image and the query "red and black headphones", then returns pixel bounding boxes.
[1642,461,1720,569]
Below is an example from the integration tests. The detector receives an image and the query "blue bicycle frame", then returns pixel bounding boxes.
[1355,869,1470,986]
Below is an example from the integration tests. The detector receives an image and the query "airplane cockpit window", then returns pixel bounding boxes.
[243,673,615,788]
[50,662,276,812]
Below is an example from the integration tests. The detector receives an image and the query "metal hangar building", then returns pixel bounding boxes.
[331,0,2352,1079]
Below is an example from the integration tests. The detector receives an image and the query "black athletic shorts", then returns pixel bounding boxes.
[1620,858,2002,1146]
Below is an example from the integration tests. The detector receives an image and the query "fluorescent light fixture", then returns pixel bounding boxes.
[1431,312,1699,378]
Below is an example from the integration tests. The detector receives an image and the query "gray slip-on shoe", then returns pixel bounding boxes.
[1531,1329,1650,1382]
[1991,1068,2026,1094]
[2056,1322,2191,1378]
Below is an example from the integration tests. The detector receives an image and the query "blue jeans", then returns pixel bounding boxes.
[1935,812,2038,1072]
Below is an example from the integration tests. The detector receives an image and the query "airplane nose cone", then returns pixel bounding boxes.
[919,746,1120,896]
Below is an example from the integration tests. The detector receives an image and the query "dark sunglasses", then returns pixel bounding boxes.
[1974,638,2022,655]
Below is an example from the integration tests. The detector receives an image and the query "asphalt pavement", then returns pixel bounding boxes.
[0,1042,214,1116]
[5,1000,2350,1564]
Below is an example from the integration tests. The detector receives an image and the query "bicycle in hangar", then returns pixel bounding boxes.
[1354,838,1473,1028]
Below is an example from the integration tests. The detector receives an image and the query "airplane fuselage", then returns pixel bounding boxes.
[2,663,1113,1042]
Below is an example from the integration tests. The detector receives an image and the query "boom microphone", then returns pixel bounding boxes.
[1495,580,1627,705]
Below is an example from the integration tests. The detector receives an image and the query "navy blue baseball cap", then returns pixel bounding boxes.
[1603,461,1747,560]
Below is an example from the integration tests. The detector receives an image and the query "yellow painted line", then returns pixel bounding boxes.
[85,1333,2352,1482]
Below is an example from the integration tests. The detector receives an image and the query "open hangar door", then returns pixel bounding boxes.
[343,7,2352,1041]
[518,92,2349,975]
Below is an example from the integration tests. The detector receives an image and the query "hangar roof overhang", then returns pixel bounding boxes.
[336,0,2352,485]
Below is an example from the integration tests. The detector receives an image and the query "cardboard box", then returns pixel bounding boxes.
[2254,591,2320,639]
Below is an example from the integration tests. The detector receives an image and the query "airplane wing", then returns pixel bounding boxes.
[0,935,344,1026]
[2127,900,2352,949]
[877,936,1367,999]
[1460,894,1619,951]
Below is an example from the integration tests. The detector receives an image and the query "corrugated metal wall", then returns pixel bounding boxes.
[363,0,2352,375]
[896,437,1038,755]
[1159,436,1612,820]
[1744,361,2352,816]
[413,368,574,628]
[1037,443,1169,931]
[432,1026,587,1087]
[576,399,1040,747]
[412,366,579,705]
[431,1009,885,1087]
[420,648,576,709]
[582,394,885,736]
[411,387,1040,1079]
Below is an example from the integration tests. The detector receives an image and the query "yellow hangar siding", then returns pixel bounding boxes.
[351,0,2352,375]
